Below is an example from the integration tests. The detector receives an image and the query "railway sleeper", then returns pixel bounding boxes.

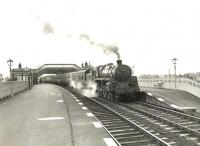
[164,126,175,130]
[170,129,182,133]
[96,116,118,120]
[155,113,173,117]
[119,139,155,146]
[109,128,136,134]
[95,115,115,118]
[171,117,185,121]
[106,125,132,131]
[191,127,200,131]
[179,133,190,137]
[179,121,194,125]
[116,134,146,141]
[100,119,121,122]
[104,123,130,128]
[102,122,126,127]
[112,131,141,138]
[186,124,200,128]
[101,120,125,125]
[92,111,112,115]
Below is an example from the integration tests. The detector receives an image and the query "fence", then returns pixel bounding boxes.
[0,81,29,99]
[138,77,200,98]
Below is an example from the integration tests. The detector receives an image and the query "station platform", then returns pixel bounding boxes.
[0,84,116,146]
[141,87,200,113]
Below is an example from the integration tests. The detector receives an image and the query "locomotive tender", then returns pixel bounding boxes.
[39,60,141,101]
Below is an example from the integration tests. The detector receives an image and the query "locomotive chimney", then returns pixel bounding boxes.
[117,60,122,65]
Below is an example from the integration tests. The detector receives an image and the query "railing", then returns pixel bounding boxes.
[0,81,29,99]
[138,77,200,98]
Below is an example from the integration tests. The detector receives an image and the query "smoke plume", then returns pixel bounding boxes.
[40,21,120,59]
[43,22,54,34]
[103,45,120,60]
[79,34,120,59]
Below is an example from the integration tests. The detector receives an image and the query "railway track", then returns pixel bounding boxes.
[68,88,177,146]
[67,87,200,145]
[94,97,200,146]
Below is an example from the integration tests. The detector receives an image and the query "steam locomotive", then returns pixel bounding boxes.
[66,60,141,101]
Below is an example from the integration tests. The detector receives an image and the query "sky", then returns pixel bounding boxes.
[0,0,200,77]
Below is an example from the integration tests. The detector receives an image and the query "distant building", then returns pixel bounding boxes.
[12,68,32,81]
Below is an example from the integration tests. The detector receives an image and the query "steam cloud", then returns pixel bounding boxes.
[43,22,54,34]
[79,34,121,59]
[41,21,120,59]
[69,80,97,97]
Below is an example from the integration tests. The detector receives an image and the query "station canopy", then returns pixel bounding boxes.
[34,64,81,77]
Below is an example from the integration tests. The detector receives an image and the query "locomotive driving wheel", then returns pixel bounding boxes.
[103,91,107,99]
[102,86,107,98]
[115,95,119,102]
[115,94,121,102]
[108,92,114,100]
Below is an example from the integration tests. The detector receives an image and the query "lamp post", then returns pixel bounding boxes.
[172,57,178,90]
[7,59,13,96]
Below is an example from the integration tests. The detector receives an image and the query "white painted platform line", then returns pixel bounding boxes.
[103,138,118,146]
[38,117,65,121]
[170,104,178,108]
[82,107,88,110]
[147,93,153,96]
[93,122,103,128]
[56,100,64,103]
[51,92,61,96]
[78,102,83,105]
[86,113,94,117]
[157,98,165,102]
[72,96,77,100]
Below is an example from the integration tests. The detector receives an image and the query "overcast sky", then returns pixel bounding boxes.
[0,0,200,77]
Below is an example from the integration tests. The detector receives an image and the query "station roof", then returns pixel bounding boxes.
[33,64,81,76]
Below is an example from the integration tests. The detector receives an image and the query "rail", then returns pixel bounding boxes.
[68,88,170,146]
[97,98,200,145]
[0,81,29,99]
[138,77,200,98]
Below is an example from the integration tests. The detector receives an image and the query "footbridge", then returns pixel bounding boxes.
[32,64,81,84]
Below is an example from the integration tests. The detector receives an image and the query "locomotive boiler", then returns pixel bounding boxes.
[94,60,140,101]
